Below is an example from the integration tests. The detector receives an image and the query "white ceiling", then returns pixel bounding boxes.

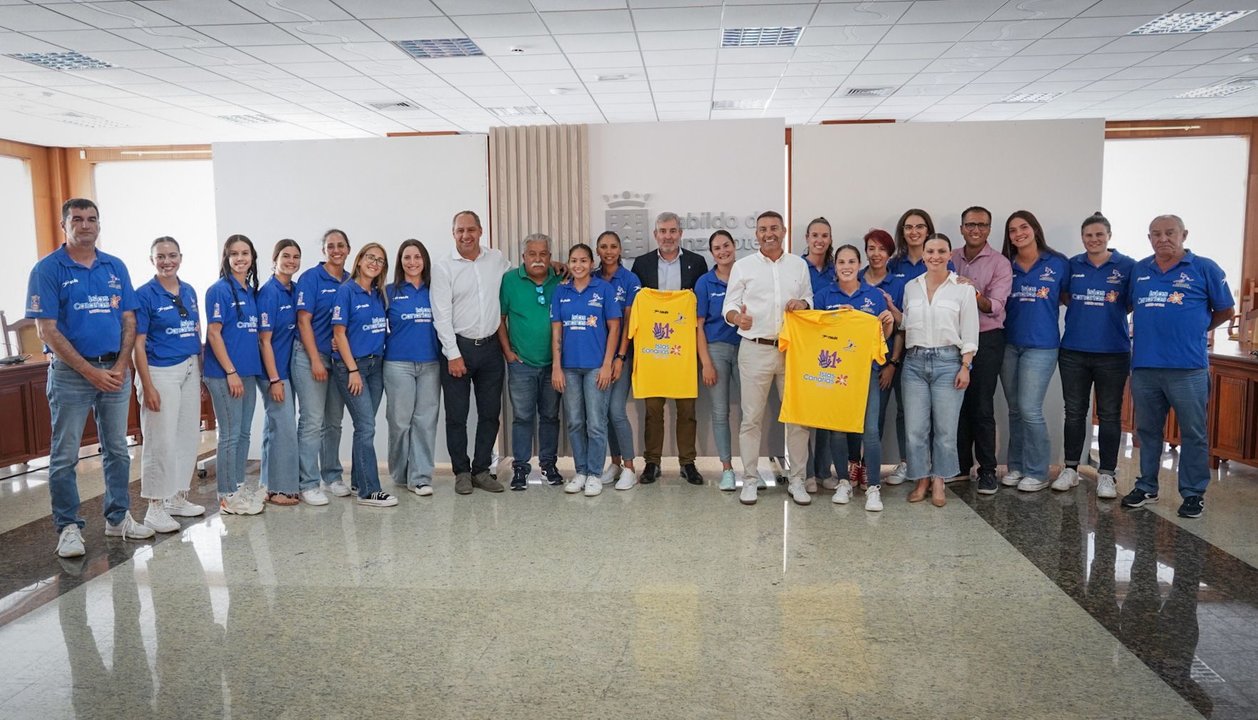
[1,0,1257,146]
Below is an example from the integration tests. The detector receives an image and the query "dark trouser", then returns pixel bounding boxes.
[957,328,1005,475]
[1058,348,1130,474]
[440,337,504,476]
[643,397,696,465]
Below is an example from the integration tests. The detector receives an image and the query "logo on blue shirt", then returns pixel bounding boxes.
[1172,272,1195,288]
[1039,266,1057,282]
[1106,269,1124,284]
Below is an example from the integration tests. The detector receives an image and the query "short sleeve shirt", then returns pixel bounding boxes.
[1061,251,1134,354]
[1006,254,1068,349]
[204,276,261,378]
[331,281,387,360]
[694,270,740,346]
[257,276,298,380]
[385,281,439,364]
[294,263,349,355]
[136,278,200,367]
[25,245,138,357]
[550,277,622,369]
[1129,251,1233,369]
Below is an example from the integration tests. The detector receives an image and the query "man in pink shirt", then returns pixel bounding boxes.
[951,206,1013,495]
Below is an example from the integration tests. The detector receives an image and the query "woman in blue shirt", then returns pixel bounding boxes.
[205,234,263,515]
[1000,210,1069,493]
[552,243,622,498]
[384,239,441,497]
[598,230,643,491]
[292,229,351,505]
[695,230,744,492]
[257,239,302,506]
[1057,212,1134,499]
[802,217,836,495]
[133,236,205,533]
[814,244,896,512]
[859,228,905,488]
[331,242,396,507]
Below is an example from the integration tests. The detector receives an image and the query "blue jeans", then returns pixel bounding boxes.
[875,367,907,461]
[705,341,740,464]
[828,373,882,486]
[205,375,259,496]
[384,360,441,488]
[260,379,299,494]
[809,429,833,480]
[1131,368,1211,498]
[507,360,560,471]
[606,353,634,461]
[46,360,134,532]
[1001,345,1058,481]
[563,368,610,476]
[901,347,965,480]
[291,344,344,491]
[332,355,384,498]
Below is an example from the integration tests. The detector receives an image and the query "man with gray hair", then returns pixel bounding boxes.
[630,211,709,485]
[497,233,564,490]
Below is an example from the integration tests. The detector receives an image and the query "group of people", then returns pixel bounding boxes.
[27,199,1233,560]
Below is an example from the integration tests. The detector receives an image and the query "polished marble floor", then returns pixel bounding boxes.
[1,433,1256,719]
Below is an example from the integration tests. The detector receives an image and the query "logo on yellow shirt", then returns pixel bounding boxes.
[653,322,673,339]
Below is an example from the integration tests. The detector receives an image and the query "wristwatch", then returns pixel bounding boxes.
[614,353,627,361]
[963,361,973,370]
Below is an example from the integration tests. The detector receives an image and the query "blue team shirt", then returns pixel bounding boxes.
[803,254,835,294]
[1129,251,1233,370]
[295,263,349,355]
[385,281,439,363]
[1061,251,1135,354]
[887,255,954,285]
[136,278,200,367]
[257,276,298,380]
[204,276,261,378]
[814,281,889,368]
[857,268,905,312]
[25,245,138,357]
[1006,254,1068,349]
[331,281,386,359]
[694,270,741,346]
[550,277,622,369]
[602,264,642,315]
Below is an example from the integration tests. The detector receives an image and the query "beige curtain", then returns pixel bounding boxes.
[489,124,590,262]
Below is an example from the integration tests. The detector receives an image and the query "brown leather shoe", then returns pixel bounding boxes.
[472,471,504,493]
[907,478,928,503]
[455,473,473,495]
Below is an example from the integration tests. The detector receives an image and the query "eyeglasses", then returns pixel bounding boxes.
[962,222,991,230]
[534,284,546,305]
[168,294,189,319]
[903,224,927,232]
[363,255,386,267]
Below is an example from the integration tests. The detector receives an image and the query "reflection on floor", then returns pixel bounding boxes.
[0,438,1255,718]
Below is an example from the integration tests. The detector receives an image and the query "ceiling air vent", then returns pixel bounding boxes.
[1176,78,1258,99]
[1000,92,1061,103]
[394,38,484,59]
[845,87,895,97]
[367,101,422,111]
[722,27,803,48]
[218,114,280,124]
[712,99,767,110]
[57,112,128,129]
[1129,11,1254,35]
[6,51,113,70]
[486,106,546,117]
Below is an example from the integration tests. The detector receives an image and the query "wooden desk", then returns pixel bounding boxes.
[1208,344,1258,470]
[0,361,214,467]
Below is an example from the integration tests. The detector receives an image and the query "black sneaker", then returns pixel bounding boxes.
[1121,487,1158,508]
[640,462,661,484]
[510,465,529,491]
[541,464,564,486]
[976,470,999,495]
[1177,495,1204,518]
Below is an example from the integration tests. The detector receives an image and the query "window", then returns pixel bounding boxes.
[0,156,38,328]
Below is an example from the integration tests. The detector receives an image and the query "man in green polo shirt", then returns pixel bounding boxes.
[498,233,564,490]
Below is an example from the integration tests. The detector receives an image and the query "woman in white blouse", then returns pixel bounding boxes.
[899,234,979,507]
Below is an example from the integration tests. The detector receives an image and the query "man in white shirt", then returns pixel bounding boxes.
[431,210,509,495]
[722,211,813,507]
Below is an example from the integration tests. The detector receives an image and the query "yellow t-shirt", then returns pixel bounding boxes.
[777,309,887,432]
[627,288,698,399]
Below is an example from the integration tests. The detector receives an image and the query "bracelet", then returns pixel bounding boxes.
[226,369,237,376]
[348,369,360,374]
[269,379,281,386]
[614,354,627,361]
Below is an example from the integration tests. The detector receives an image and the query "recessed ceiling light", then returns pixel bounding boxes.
[486,106,546,117]
[218,114,281,124]
[1175,79,1257,98]
[6,51,114,71]
[595,73,629,82]
[56,111,128,129]
[1129,11,1255,35]
[712,99,767,110]
[845,87,895,97]
[722,27,803,48]
[1238,54,1258,62]
[393,38,484,59]
[1000,92,1061,103]
[367,101,424,111]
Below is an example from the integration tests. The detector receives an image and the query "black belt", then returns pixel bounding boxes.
[457,334,495,347]
[81,352,119,363]
[747,337,779,347]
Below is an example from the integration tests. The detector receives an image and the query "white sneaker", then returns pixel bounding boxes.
[614,468,637,491]
[144,501,180,533]
[804,476,819,494]
[219,492,260,515]
[756,476,768,490]
[564,473,586,494]
[886,462,908,486]
[788,481,812,506]
[718,469,736,491]
[584,475,602,497]
[326,480,352,497]
[739,480,758,505]
[357,491,398,507]
[243,486,265,514]
[164,491,205,517]
[865,485,883,512]
[1096,473,1117,499]
[832,479,852,505]
[56,525,85,558]
[1051,467,1080,492]
[1001,470,1023,487]
[301,487,330,505]
[411,484,434,497]
[1017,476,1050,492]
[600,464,621,485]
[105,512,156,539]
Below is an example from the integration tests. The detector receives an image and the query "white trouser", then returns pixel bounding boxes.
[737,340,808,485]
[137,357,202,500]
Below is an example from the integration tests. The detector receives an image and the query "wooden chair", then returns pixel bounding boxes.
[0,310,41,357]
